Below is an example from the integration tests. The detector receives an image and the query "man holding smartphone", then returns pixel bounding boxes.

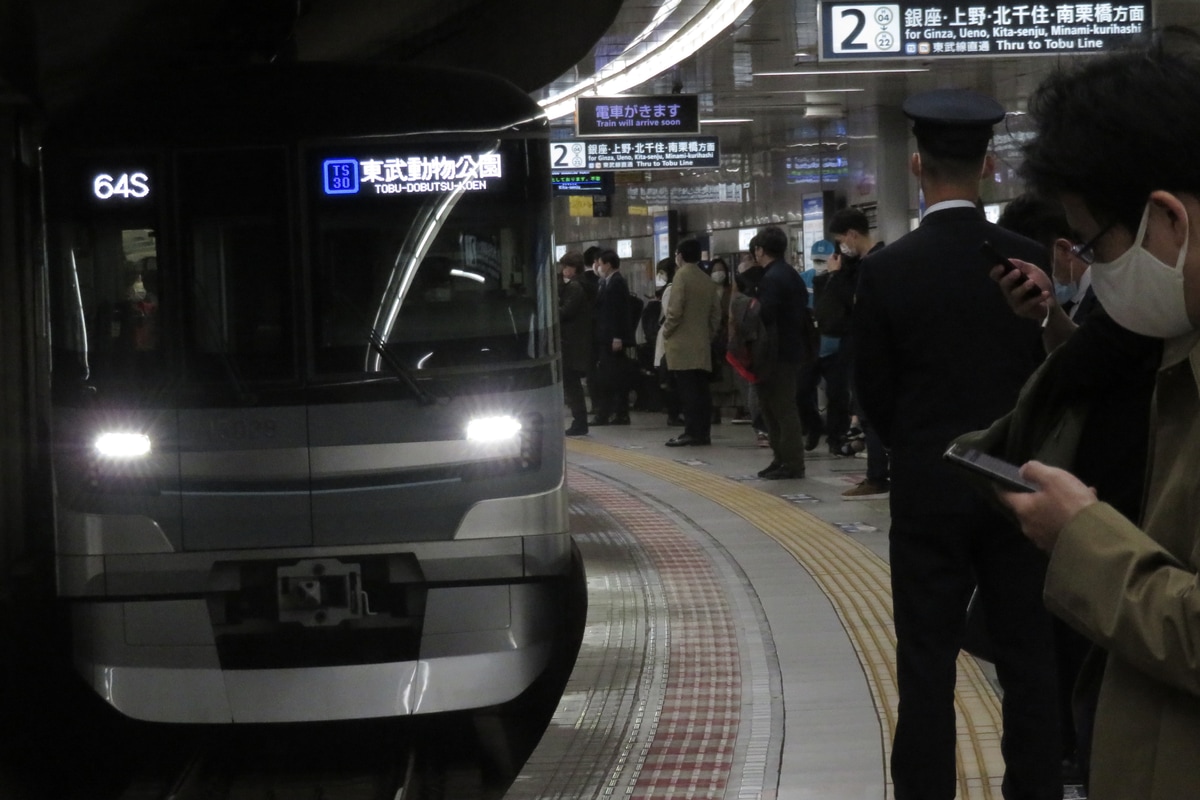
[852,88,1061,800]
[999,31,1200,799]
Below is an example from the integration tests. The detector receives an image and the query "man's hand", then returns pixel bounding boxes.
[989,258,1051,321]
[611,338,623,353]
[998,461,1098,552]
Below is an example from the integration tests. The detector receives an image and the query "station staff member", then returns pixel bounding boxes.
[852,89,1061,800]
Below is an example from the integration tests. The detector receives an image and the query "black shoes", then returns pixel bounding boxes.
[666,415,684,426]
[757,461,781,478]
[804,429,823,452]
[589,416,610,426]
[612,414,631,425]
[665,434,710,447]
[564,424,588,437]
[761,466,805,480]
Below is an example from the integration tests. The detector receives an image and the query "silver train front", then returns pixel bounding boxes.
[53,384,570,723]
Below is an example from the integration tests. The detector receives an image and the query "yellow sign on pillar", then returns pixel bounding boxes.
[568,195,594,217]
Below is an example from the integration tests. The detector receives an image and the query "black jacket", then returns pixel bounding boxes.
[595,270,634,346]
[757,258,813,365]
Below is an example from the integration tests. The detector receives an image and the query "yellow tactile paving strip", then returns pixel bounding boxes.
[568,438,1007,799]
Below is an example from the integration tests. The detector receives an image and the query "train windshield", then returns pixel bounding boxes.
[309,138,553,376]
[46,137,552,397]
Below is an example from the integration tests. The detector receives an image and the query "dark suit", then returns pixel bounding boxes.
[559,277,594,430]
[592,270,634,422]
[853,205,1061,800]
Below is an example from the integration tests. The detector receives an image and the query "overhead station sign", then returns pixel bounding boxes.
[575,95,700,136]
[819,2,1151,60]
[551,137,720,172]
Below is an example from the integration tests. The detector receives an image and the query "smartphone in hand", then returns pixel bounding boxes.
[981,240,1041,300]
[943,443,1038,493]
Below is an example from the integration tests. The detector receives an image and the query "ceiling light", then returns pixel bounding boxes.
[540,0,758,120]
[755,68,930,77]
[701,118,754,124]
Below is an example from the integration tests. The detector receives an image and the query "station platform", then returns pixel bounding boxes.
[507,411,1022,800]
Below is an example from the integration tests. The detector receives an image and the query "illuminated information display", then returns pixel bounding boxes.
[550,136,720,172]
[321,152,503,196]
[550,172,615,195]
[820,2,1150,60]
[576,95,700,136]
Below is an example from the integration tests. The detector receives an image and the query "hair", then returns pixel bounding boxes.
[996,194,1073,250]
[710,257,728,272]
[557,250,585,270]
[676,238,702,264]
[656,257,676,283]
[599,249,620,270]
[1021,27,1200,235]
[828,207,870,237]
[756,226,788,259]
[583,245,603,266]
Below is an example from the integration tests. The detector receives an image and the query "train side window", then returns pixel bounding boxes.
[177,149,294,382]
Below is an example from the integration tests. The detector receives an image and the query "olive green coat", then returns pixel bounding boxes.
[662,262,720,372]
[1045,332,1200,800]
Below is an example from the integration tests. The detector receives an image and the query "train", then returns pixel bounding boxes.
[40,62,572,723]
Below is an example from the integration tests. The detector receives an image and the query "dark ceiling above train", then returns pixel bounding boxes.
[3,0,623,114]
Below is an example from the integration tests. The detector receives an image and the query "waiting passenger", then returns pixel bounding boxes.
[663,238,722,447]
[750,225,811,479]
[998,30,1200,799]
[557,251,593,437]
[852,87,1061,800]
[589,250,634,426]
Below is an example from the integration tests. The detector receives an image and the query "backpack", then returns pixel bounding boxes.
[725,289,777,384]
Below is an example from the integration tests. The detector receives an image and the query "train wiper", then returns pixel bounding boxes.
[362,326,438,406]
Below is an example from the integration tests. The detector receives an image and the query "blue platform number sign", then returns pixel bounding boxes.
[323,158,360,195]
[830,4,902,54]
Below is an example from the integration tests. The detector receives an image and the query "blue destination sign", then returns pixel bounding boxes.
[576,95,700,136]
[819,1,1150,60]
[551,136,720,172]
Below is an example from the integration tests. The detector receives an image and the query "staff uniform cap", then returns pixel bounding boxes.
[902,88,1005,160]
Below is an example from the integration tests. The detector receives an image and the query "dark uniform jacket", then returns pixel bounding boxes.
[558,277,594,373]
[852,205,1046,517]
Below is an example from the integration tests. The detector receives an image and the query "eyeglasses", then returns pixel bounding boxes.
[1069,220,1118,265]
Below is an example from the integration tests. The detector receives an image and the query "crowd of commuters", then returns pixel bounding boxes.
[558,30,1200,800]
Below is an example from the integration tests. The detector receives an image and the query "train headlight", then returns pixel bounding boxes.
[466,415,522,443]
[94,432,152,458]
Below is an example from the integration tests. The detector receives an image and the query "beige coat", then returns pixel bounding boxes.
[662,262,721,372]
[1045,331,1200,800]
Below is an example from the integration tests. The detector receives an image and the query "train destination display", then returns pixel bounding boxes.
[820,2,1151,60]
[322,152,503,196]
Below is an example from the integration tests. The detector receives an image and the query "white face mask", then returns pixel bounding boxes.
[655,274,667,288]
[839,244,855,257]
[711,271,727,285]
[1090,202,1193,339]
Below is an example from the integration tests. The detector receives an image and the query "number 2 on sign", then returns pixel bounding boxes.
[831,4,901,54]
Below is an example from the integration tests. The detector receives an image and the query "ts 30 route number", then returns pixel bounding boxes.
[830,4,901,54]
[550,142,587,171]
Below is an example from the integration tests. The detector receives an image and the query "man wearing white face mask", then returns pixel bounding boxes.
[997,30,1200,800]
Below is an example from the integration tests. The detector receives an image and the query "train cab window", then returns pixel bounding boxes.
[178,149,295,384]
[309,140,552,376]
[48,217,166,388]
